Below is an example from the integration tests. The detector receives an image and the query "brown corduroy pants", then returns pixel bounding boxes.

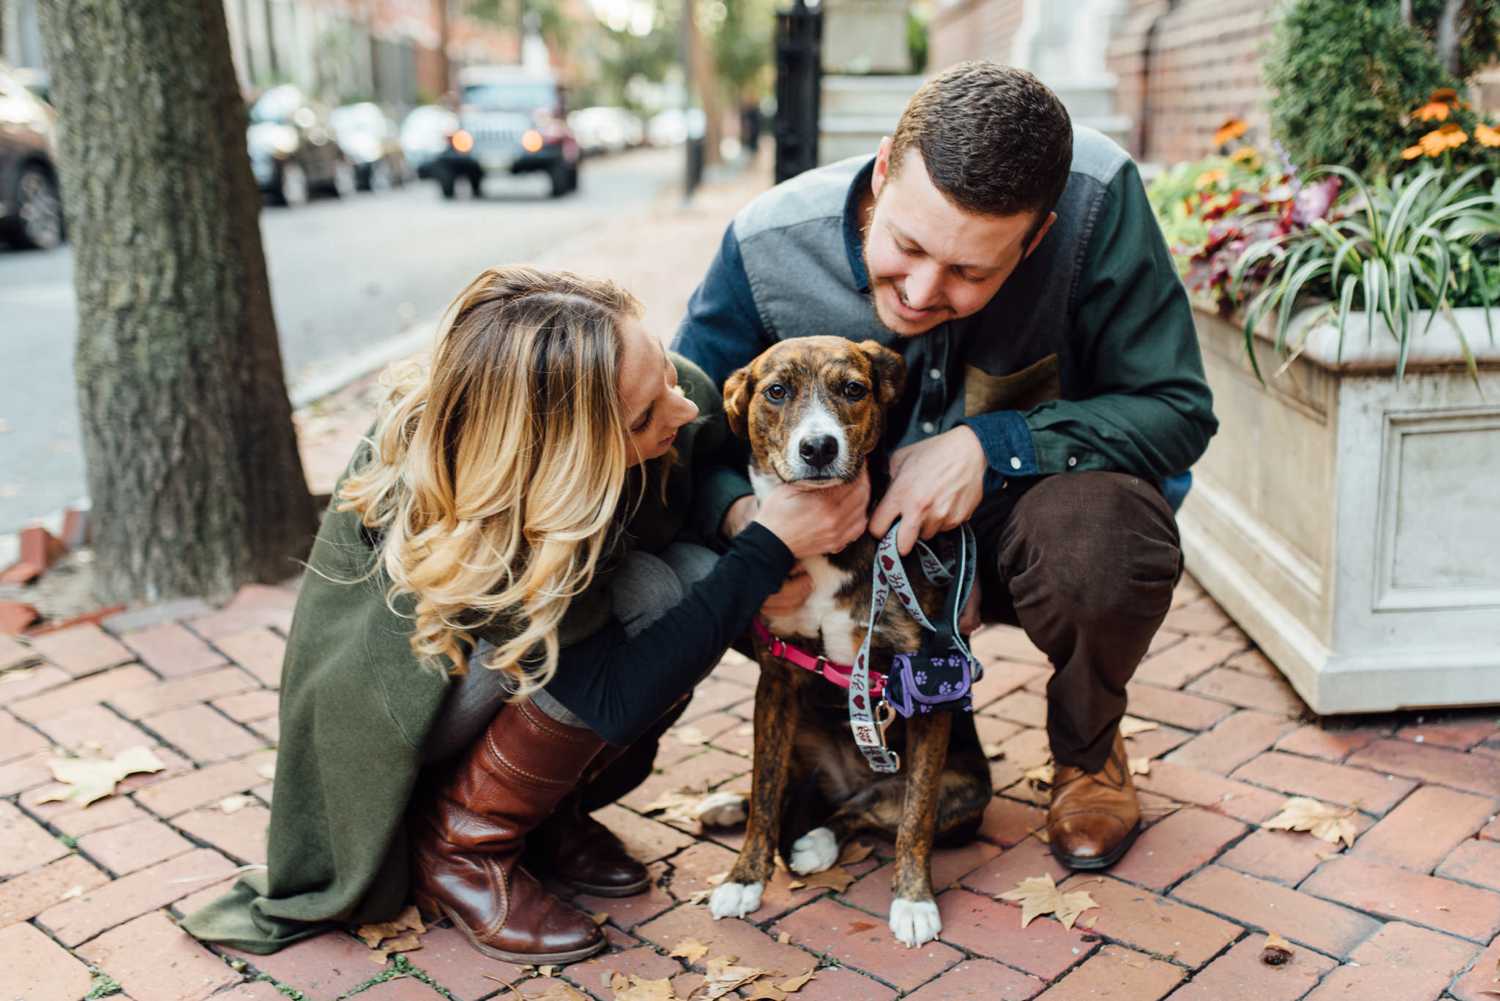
[973,472,1183,773]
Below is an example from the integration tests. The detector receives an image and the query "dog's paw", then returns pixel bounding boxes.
[709,881,763,920]
[694,790,748,828]
[789,827,839,875]
[888,897,942,948]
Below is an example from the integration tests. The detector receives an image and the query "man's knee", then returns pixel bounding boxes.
[1001,472,1181,623]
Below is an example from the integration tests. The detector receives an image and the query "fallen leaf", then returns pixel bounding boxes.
[776,931,791,945]
[786,879,806,890]
[1128,756,1151,777]
[1264,797,1358,848]
[539,965,557,977]
[257,761,276,780]
[743,983,786,1001]
[609,973,678,1000]
[1119,716,1159,738]
[997,873,1099,929]
[38,746,165,806]
[382,932,422,954]
[847,920,878,933]
[779,970,817,992]
[642,790,705,826]
[1260,932,1294,966]
[1031,826,1051,844]
[591,911,609,926]
[800,867,854,893]
[982,742,1006,760]
[669,938,711,964]
[706,871,728,886]
[217,795,253,814]
[1023,762,1055,787]
[59,885,84,901]
[837,841,873,866]
[702,956,765,1000]
[355,905,426,951]
[530,984,588,1001]
[673,726,708,746]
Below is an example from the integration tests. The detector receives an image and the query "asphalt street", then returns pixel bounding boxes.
[0,146,683,535]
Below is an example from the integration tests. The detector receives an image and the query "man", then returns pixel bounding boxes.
[673,60,1217,869]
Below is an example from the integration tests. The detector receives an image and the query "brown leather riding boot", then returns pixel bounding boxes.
[526,791,651,897]
[1046,730,1141,870]
[412,699,608,965]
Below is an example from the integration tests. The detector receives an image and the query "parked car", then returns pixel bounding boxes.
[568,106,642,156]
[0,61,62,250]
[432,66,580,199]
[331,102,409,191]
[647,107,706,147]
[247,85,355,206]
[400,104,459,179]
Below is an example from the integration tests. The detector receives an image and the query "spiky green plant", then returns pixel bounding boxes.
[1230,163,1500,382]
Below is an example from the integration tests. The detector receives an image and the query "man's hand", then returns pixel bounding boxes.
[869,426,988,555]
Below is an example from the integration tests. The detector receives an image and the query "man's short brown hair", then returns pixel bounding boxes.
[889,61,1073,227]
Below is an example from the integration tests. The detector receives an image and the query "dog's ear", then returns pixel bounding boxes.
[723,365,755,438]
[858,340,907,406]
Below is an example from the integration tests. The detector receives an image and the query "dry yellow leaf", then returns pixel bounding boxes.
[1128,756,1151,777]
[673,726,709,746]
[1263,797,1358,848]
[668,938,711,964]
[702,956,765,1000]
[609,973,678,1001]
[38,746,165,807]
[800,867,855,893]
[591,911,609,926]
[743,983,786,1001]
[837,841,873,866]
[982,742,1006,760]
[217,795,254,814]
[641,790,703,826]
[1261,931,1294,966]
[779,970,817,993]
[997,874,1099,929]
[776,931,791,945]
[1023,762,1055,787]
[530,983,588,1001]
[1119,716,1159,738]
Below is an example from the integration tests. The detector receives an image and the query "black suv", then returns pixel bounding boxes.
[432,67,580,199]
[0,61,63,250]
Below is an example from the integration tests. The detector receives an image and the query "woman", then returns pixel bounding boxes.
[182,267,867,965]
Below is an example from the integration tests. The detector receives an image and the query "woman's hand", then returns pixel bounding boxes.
[753,468,870,560]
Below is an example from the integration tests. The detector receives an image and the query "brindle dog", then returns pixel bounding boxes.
[708,337,992,948]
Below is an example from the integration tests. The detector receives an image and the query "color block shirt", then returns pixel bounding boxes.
[673,126,1217,527]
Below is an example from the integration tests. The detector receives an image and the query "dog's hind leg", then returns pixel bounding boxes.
[711,665,801,920]
[888,710,952,948]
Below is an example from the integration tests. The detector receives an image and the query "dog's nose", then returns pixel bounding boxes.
[798,434,839,468]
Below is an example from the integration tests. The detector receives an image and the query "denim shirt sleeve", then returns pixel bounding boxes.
[955,411,1039,493]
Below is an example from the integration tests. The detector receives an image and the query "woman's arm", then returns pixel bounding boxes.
[540,522,791,745]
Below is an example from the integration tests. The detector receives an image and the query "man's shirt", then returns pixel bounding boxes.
[673,126,1217,530]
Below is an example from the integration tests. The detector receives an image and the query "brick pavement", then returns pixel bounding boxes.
[5,158,1500,1001]
[2,573,1498,1001]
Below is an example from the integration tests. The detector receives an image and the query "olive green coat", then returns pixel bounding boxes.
[181,356,727,953]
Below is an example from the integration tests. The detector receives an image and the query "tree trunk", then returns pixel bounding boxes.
[36,0,318,603]
[685,0,723,167]
[437,0,453,99]
[1436,0,1464,77]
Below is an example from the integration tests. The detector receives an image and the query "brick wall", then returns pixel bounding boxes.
[928,0,1025,72]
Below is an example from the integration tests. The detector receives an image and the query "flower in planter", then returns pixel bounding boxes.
[1476,124,1500,148]
[1412,87,1460,123]
[1213,117,1249,148]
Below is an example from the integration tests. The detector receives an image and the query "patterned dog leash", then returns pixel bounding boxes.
[848,520,980,774]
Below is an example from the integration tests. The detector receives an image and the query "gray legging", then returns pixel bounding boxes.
[421,542,719,762]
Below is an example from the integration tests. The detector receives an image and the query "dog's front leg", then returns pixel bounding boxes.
[710,662,799,920]
[889,709,952,947]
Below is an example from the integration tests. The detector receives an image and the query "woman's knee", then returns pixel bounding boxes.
[611,550,687,637]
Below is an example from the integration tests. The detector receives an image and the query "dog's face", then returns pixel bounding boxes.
[724,337,906,485]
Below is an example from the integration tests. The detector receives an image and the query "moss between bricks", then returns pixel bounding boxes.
[340,953,459,1000]
[84,969,122,1000]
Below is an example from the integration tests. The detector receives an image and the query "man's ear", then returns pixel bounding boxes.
[1023,211,1057,259]
[723,365,754,438]
[871,136,893,198]
[858,340,906,406]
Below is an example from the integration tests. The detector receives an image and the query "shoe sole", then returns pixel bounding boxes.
[419,896,607,966]
[1048,821,1141,871]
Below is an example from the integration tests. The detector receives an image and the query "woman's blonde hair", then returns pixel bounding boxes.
[338,265,643,693]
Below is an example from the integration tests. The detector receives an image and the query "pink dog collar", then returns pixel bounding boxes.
[750,618,887,697]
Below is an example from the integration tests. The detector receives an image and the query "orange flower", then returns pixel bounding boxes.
[1475,123,1500,147]
[1417,123,1468,156]
[1401,144,1426,160]
[1413,100,1451,122]
[1230,146,1262,168]
[1194,168,1228,189]
[1213,117,1248,147]
[1429,87,1460,103]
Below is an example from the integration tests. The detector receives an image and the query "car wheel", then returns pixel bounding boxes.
[14,165,64,250]
[438,169,457,199]
[369,161,392,192]
[332,160,357,198]
[548,162,570,198]
[468,170,483,198]
[278,162,309,206]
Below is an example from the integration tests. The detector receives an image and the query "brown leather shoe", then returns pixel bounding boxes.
[527,793,651,897]
[1047,730,1141,870]
[412,699,608,965]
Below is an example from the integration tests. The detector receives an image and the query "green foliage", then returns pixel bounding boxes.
[1265,0,1453,177]
[84,970,122,1000]
[1230,163,1500,381]
[1410,0,1500,78]
[907,8,930,74]
[712,0,775,99]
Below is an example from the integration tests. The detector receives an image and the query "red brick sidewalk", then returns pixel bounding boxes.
[2,576,1499,1000]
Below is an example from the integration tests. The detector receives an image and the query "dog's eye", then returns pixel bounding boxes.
[842,381,869,402]
[764,383,788,403]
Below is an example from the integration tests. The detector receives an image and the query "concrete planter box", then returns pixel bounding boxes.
[1180,305,1500,714]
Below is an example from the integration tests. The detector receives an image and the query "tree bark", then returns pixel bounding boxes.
[1436,0,1464,77]
[36,0,318,603]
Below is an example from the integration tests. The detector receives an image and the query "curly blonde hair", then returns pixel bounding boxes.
[338,266,642,693]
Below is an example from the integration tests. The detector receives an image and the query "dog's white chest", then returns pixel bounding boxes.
[763,555,861,664]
